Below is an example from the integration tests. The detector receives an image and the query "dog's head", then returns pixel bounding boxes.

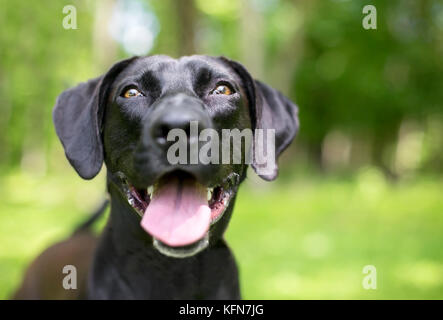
[53,55,299,257]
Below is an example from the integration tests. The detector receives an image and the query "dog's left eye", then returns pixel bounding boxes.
[122,88,143,98]
[211,84,233,95]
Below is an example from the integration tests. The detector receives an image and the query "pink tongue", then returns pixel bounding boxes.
[140,176,211,247]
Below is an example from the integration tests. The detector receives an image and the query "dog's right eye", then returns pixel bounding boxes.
[122,88,143,98]
[211,84,234,96]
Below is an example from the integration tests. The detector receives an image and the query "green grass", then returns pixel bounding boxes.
[1,167,443,299]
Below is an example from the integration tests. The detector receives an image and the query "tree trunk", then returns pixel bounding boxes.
[175,0,197,56]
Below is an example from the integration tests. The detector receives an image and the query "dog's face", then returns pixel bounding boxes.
[53,55,299,258]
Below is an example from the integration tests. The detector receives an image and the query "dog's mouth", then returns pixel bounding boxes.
[116,170,239,258]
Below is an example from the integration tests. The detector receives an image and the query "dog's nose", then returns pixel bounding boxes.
[149,94,211,149]
[151,114,194,147]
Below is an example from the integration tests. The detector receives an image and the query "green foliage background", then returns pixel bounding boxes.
[0,0,442,299]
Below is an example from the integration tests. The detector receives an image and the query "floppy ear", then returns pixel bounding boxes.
[220,57,300,181]
[53,57,137,179]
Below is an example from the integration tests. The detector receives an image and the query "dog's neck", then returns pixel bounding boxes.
[87,183,240,299]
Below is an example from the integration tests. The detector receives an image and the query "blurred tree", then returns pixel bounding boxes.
[175,0,197,55]
[0,0,95,173]
[292,0,443,174]
[93,0,118,72]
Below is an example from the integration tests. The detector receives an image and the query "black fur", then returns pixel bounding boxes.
[53,55,299,299]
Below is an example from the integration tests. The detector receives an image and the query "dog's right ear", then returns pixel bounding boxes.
[219,56,299,181]
[53,57,137,179]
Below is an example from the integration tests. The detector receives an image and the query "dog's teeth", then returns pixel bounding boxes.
[207,188,213,201]
[147,186,153,196]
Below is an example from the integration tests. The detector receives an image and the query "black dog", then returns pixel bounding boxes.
[13,55,299,299]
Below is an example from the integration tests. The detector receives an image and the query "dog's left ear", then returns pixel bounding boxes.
[53,57,137,179]
[220,57,300,181]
